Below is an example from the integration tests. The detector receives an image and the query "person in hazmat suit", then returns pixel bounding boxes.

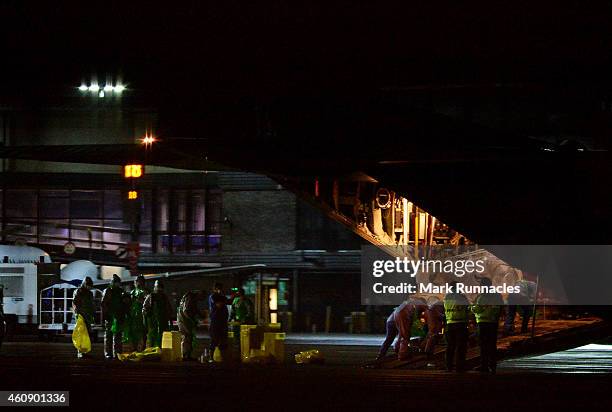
[422,297,445,361]
[177,290,207,361]
[230,288,254,324]
[471,277,504,373]
[375,309,399,362]
[444,281,470,372]
[503,279,536,335]
[101,274,127,359]
[393,295,427,361]
[142,280,173,348]
[209,292,230,359]
[72,276,95,358]
[229,287,254,347]
[125,275,149,352]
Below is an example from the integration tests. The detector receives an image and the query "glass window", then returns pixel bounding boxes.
[191,190,205,232]
[156,190,168,232]
[5,190,37,218]
[5,219,37,244]
[39,190,69,218]
[104,190,122,219]
[39,219,69,246]
[72,219,103,249]
[102,220,131,247]
[140,190,152,228]
[70,190,102,218]
[173,190,187,233]
[207,190,223,235]
[0,276,24,297]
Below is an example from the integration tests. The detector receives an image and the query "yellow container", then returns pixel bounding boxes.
[263,332,286,362]
[266,323,282,332]
[161,331,182,362]
[240,324,260,362]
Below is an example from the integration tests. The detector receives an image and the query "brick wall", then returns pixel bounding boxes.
[221,190,296,253]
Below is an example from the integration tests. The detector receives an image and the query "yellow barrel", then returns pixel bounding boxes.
[263,332,286,362]
[240,325,259,362]
[265,323,282,332]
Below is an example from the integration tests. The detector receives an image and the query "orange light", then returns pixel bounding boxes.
[128,190,138,200]
[124,164,143,178]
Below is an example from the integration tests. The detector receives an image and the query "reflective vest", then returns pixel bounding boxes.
[444,293,469,324]
[471,293,503,323]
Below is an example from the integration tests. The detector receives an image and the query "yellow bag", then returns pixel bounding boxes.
[72,314,91,354]
[213,347,223,362]
[118,347,162,362]
[295,349,324,364]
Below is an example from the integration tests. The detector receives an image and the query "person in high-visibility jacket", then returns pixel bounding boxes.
[471,277,503,373]
[443,281,469,372]
[393,296,427,361]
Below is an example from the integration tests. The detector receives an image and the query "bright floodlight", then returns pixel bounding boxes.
[88,84,100,92]
[78,84,88,91]
[141,134,156,146]
[103,84,113,92]
[114,84,125,93]
[99,91,105,98]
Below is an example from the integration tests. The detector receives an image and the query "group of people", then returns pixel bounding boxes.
[377,278,534,374]
[177,283,254,361]
[72,277,254,362]
[72,274,173,359]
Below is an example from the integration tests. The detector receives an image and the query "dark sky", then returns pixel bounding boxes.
[3,1,612,100]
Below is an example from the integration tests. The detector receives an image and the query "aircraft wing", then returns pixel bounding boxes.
[92,264,266,287]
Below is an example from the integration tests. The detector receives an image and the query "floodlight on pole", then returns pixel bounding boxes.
[78,80,126,96]
[141,133,156,147]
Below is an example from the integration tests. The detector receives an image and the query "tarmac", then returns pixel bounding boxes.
[1,334,612,410]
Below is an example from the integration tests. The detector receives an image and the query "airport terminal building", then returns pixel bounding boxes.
[0,93,364,332]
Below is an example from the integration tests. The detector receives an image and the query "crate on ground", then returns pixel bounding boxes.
[240,323,283,362]
[161,331,182,362]
[263,332,286,362]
